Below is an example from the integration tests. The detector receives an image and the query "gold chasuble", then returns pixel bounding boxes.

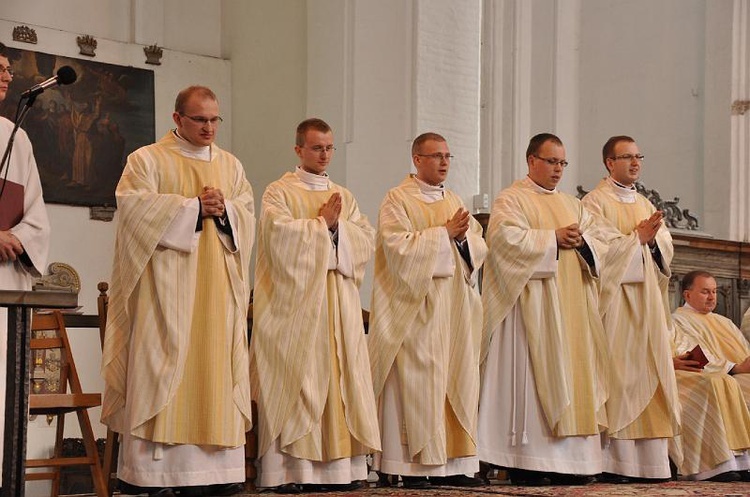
[368,175,488,464]
[673,307,750,402]
[582,178,679,439]
[251,172,380,462]
[102,132,255,447]
[481,177,609,437]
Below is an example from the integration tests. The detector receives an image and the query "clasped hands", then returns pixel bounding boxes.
[636,211,663,246]
[199,186,225,218]
[556,223,583,249]
[0,230,23,262]
[445,208,470,242]
[320,192,342,231]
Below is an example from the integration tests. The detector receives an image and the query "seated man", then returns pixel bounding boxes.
[673,271,750,402]
[670,330,750,481]
[671,270,750,482]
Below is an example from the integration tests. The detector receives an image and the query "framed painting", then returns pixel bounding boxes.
[0,47,155,207]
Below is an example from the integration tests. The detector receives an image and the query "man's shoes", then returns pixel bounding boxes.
[117,480,177,496]
[401,476,430,489]
[597,472,633,484]
[376,472,395,487]
[429,475,485,487]
[507,468,551,486]
[301,481,364,492]
[178,483,245,496]
[274,483,303,494]
[739,470,750,482]
[548,473,594,486]
[707,471,742,482]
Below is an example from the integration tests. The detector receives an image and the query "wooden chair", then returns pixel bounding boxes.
[27,310,108,497]
[97,282,119,497]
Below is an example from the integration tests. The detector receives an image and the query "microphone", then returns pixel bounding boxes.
[21,66,77,99]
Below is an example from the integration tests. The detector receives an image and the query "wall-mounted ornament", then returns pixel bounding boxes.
[144,44,163,65]
[732,100,750,116]
[12,25,38,44]
[76,34,97,57]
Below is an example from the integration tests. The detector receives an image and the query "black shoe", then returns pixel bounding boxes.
[179,483,245,496]
[708,471,742,482]
[740,470,750,482]
[430,475,485,487]
[376,472,395,487]
[118,480,177,496]
[597,472,633,484]
[548,473,594,486]
[401,476,430,489]
[274,483,303,494]
[507,468,551,486]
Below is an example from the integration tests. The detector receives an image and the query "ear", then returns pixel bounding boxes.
[605,159,614,174]
[172,112,181,128]
[682,289,690,301]
[294,145,303,160]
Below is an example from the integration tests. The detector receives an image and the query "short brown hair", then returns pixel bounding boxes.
[602,135,635,166]
[526,133,563,159]
[681,270,715,292]
[174,86,218,114]
[0,42,7,58]
[296,118,332,146]
[412,132,447,155]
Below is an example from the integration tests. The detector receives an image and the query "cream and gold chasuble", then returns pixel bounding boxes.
[102,132,255,448]
[368,176,487,464]
[582,179,679,439]
[251,173,380,462]
[481,178,610,437]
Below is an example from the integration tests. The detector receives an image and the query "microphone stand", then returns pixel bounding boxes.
[0,94,37,203]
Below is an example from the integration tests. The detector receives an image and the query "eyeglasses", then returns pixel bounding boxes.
[417,153,454,162]
[305,145,336,154]
[610,154,645,162]
[534,155,568,168]
[0,66,14,77]
[180,114,223,126]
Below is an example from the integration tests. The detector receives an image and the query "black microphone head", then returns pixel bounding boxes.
[56,66,77,85]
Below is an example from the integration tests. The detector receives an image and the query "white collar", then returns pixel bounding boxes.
[413,175,445,202]
[295,166,330,191]
[173,130,211,161]
[682,302,712,315]
[524,175,556,195]
[606,176,637,203]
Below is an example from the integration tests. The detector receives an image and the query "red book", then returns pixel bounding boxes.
[0,179,24,231]
[687,344,709,369]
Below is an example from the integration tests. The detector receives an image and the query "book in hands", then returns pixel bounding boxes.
[687,344,709,369]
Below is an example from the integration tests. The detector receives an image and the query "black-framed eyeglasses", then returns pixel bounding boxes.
[180,114,223,125]
[0,66,14,77]
[534,155,568,168]
[610,154,645,162]
[305,145,336,154]
[417,153,454,162]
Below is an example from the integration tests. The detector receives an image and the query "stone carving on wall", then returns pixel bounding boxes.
[143,44,163,65]
[12,25,37,44]
[576,182,699,230]
[732,100,750,116]
[76,35,97,57]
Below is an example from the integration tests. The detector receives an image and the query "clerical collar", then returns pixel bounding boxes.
[172,129,211,161]
[524,176,556,195]
[682,302,709,314]
[606,176,637,204]
[295,166,330,191]
[413,175,445,201]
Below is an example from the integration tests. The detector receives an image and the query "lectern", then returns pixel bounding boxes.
[0,290,78,497]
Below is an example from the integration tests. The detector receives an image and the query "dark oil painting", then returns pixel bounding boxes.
[0,47,155,207]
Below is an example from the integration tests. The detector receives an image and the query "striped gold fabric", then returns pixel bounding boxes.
[368,176,487,463]
[481,178,609,437]
[101,132,255,447]
[251,173,380,461]
[669,371,750,476]
[582,179,679,439]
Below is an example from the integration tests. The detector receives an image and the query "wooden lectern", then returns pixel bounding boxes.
[0,290,78,497]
